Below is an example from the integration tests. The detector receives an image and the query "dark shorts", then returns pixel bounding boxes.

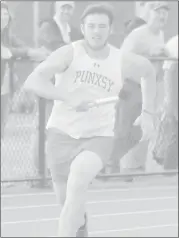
[111,78,142,166]
[46,129,114,179]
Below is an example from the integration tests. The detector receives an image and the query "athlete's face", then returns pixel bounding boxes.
[148,8,169,29]
[81,14,112,50]
[1,7,10,30]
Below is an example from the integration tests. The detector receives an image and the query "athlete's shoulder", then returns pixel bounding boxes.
[72,39,86,51]
[46,44,74,69]
[109,44,124,62]
[109,44,120,51]
[71,39,87,57]
[109,44,121,55]
[72,39,84,46]
[52,43,74,56]
[108,45,123,70]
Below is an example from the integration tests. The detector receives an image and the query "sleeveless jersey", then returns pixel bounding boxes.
[47,40,123,138]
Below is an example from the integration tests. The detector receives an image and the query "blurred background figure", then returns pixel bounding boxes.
[113,1,170,173]
[124,1,149,36]
[110,1,151,173]
[122,1,169,61]
[39,1,82,52]
[1,1,48,138]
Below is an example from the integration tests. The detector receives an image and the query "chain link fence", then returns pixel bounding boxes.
[1,59,47,187]
[1,57,178,188]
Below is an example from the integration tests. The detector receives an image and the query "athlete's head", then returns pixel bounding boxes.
[55,1,75,23]
[147,1,169,29]
[80,4,114,50]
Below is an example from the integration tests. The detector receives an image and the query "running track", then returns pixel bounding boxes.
[1,177,178,237]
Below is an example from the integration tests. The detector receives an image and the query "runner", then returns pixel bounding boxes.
[24,3,157,237]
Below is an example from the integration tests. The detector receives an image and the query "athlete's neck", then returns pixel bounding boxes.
[83,41,110,60]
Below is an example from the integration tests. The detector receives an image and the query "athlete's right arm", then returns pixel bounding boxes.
[24,44,73,101]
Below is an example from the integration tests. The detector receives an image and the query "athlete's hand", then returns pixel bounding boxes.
[74,101,97,112]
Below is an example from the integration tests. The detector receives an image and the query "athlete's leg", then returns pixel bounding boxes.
[58,150,103,236]
[46,130,79,216]
[50,162,68,205]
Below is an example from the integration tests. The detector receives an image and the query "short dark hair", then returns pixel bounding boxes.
[81,3,114,25]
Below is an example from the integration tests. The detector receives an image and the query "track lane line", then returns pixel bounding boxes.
[1,185,178,198]
[1,209,178,225]
[89,224,178,235]
[1,196,177,211]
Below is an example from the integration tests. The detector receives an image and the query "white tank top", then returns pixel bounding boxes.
[47,40,123,138]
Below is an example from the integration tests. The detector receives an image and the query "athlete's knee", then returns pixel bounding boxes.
[67,151,103,191]
[71,151,103,175]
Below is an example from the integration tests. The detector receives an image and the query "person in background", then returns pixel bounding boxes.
[1,1,47,138]
[152,35,178,170]
[124,1,149,36]
[110,1,153,173]
[39,1,82,52]
[121,1,169,68]
[114,1,170,173]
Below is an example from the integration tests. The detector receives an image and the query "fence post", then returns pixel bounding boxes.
[38,97,46,187]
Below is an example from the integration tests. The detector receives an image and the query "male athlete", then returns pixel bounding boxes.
[24,3,157,237]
